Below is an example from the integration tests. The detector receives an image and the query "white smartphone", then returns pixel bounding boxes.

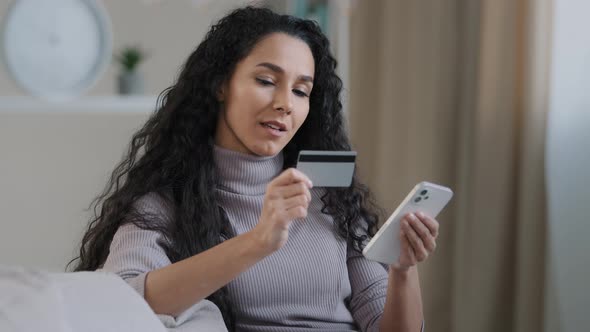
[362,181,453,265]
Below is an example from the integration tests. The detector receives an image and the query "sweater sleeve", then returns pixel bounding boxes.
[101,222,172,298]
[347,244,389,332]
[101,193,173,298]
[347,244,425,332]
[100,193,228,331]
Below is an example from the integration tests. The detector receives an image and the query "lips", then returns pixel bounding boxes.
[260,120,287,131]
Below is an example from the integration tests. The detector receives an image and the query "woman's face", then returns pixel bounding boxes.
[214,32,315,156]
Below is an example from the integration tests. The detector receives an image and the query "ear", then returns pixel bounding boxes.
[216,82,227,102]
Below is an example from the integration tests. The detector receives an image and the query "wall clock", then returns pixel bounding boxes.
[2,0,112,101]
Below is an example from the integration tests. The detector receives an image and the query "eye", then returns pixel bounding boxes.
[255,78,274,86]
[293,89,309,98]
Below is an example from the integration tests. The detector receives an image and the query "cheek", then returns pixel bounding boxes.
[293,106,310,131]
[238,81,272,104]
[227,87,271,119]
[225,89,260,124]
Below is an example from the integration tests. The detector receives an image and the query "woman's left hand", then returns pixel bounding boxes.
[393,212,439,271]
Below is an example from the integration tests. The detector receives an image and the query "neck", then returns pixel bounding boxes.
[213,144,284,195]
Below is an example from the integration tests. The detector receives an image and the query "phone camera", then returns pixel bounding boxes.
[420,190,428,196]
[414,197,422,203]
[425,196,429,200]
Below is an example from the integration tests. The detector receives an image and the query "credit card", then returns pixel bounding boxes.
[296,150,357,187]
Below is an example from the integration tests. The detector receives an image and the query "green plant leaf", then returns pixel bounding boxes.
[114,45,147,72]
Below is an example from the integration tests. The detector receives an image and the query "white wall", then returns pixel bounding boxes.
[545,0,590,330]
[0,107,151,271]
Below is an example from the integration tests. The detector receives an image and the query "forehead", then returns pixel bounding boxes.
[240,33,315,76]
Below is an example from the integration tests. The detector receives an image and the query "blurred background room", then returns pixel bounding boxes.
[0,0,588,331]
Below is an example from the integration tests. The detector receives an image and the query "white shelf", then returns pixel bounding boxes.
[0,96,159,113]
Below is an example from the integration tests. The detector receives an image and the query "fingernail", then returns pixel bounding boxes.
[308,180,313,188]
[417,212,424,218]
[409,213,416,220]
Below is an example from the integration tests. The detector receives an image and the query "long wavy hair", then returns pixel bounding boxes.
[69,6,382,330]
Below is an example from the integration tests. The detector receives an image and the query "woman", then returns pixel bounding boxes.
[72,6,438,332]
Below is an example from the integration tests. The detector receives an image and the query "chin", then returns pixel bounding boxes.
[249,141,285,157]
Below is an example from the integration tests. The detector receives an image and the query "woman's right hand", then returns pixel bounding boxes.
[251,168,313,254]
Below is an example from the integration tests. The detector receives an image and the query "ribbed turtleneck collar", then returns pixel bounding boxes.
[213,145,284,196]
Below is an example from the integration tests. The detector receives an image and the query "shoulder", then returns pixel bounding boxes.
[113,191,175,244]
[131,191,175,224]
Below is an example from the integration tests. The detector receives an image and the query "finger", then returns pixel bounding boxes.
[273,168,313,188]
[401,219,429,261]
[282,194,310,210]
[277,182,312,202]
[407,213,437,252]
[284,205,308,221]
[416,212,439,237]
[398,227,417,265]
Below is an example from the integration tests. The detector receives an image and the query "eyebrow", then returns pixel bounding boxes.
[256,62,314,83]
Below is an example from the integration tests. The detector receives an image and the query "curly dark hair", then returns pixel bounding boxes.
[69,5,381,330]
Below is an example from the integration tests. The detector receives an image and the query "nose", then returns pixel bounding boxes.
[273,87,294,115]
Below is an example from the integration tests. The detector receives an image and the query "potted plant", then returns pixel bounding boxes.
[114,45,147,95]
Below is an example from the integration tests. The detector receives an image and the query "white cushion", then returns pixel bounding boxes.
[0,265,167,332]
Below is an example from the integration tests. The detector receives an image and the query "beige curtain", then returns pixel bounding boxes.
[349,1,551,331]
